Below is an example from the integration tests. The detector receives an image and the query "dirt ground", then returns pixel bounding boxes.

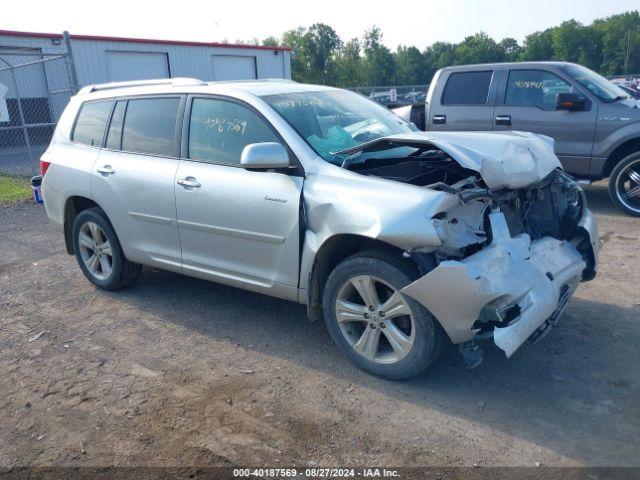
[1,182,639,470]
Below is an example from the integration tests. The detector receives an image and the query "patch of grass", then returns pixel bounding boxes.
[0,175,32,205]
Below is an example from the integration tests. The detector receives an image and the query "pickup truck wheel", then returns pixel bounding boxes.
[322,251,443,380]
[609,152,640,217]
[72,208,141,290]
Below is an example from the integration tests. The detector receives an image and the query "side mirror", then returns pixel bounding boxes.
[240,142,290,170]
[556,92,587,111]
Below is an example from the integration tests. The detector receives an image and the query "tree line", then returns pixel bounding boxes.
[256,11,640,87]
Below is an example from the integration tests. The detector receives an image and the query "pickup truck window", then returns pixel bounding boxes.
[442,71,492,105]
[505,70,573,109]
[562,63,629,102]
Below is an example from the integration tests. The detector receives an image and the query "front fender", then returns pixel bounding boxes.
[298,171,458,293]
[593,120,640,160]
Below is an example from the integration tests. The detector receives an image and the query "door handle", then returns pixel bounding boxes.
[177,177,201,189]
[432,114,446,125]
[495,115,512,126]
[96,165,115,175]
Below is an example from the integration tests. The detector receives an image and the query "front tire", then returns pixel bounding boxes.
[609,152,640,217]
[322,250,444,380]
[72,207,141,290]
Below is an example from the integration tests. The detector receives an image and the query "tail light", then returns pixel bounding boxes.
[40,160,51,177]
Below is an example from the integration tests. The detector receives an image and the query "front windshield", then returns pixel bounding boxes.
[562,64,629,102]
[262,90,414,164]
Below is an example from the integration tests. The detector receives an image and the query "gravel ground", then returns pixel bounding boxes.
[1,182,639,469]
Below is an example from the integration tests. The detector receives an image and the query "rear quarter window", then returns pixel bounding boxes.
[442,71,493,105]
[105,100,127,150]
[72,100,113,146]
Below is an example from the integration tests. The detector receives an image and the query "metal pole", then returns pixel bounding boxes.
[41,57,56,127]
[63,31,79,93]
[9,66,36,176]
[624,29,631,76]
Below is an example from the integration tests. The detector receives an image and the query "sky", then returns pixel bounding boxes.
[5,0,639,50]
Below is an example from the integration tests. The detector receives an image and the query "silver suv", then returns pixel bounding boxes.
[40,78,598,379]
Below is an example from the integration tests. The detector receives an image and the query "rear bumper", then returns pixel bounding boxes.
[402,209,597,357]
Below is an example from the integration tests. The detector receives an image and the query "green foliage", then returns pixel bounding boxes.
[424,42,457,74]
[333,38,365,87]
[594,11,640,76]
[282,27,309,82]
[520,29,555,61]
[455,32,505,65]
[550,20,603,70]
[362,26,396,86]
[276,11,640,87]
[281,24,342,84]
[305,23,343,84]
[499,38,521,62]
[0,176,31,205]
[396,46,428,85]
[262,36,280,47]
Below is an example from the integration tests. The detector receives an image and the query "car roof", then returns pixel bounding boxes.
[76,78,338,101]
[440,61,576,72]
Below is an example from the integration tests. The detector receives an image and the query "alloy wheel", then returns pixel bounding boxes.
[615,158,640,214]
[78,221,113,281]
[335,274,416,365]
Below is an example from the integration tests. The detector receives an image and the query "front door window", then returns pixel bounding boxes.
[505,70,574,110]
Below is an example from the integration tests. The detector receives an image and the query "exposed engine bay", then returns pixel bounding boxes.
[304,130,600,363]
[346,144,477,187]
[333,134,598,361]
[346,143,594,278]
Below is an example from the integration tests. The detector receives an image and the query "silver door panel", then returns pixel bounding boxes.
[90,149,182,270]
[175,160,303,295]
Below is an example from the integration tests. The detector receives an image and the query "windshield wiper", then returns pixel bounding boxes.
[607,95,629,103]
[341,151,362,169]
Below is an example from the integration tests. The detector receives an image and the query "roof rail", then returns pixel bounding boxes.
[78,77,207,94]
[207,78,297,85]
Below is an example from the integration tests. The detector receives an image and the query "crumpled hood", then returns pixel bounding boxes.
[339,130,562,190]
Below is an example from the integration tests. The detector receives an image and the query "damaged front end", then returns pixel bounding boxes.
[338,132,598,359]
[402,169,598,358]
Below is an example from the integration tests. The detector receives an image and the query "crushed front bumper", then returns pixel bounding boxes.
[402,209,598,357]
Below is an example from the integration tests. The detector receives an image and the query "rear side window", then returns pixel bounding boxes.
[188,97,280,165]
[442,71,493,105]
[105,100,127,150]
[505,70,574,109]
[121,97,180,156]
[72,100,112,146]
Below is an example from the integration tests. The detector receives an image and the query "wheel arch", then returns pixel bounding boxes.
[305,234,416,322]
[603,137,640,178]
[63,196,104,254]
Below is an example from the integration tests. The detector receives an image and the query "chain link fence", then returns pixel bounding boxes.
[0,43,77,177]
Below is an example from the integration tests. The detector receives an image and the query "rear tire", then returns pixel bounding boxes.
[322,250,445,380]
[609,152,640,217]
[72,207,141,290]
